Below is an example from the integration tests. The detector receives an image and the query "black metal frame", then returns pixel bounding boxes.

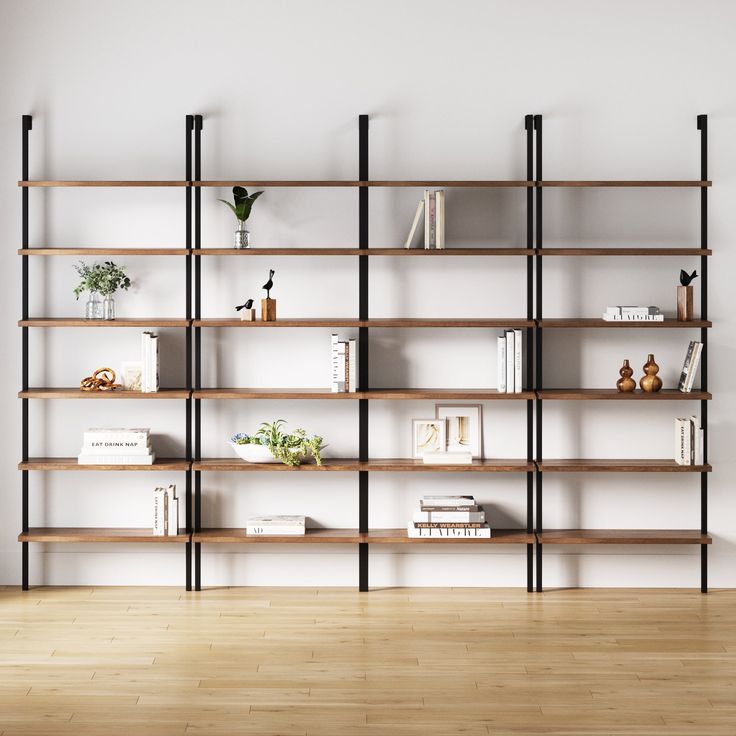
[533,114,543,592]
[698,114,708,593]
[185,115,194,591]
[194,114,203,591]
[21,115,31,591]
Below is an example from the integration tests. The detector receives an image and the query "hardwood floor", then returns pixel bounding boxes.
[0,587,735,735]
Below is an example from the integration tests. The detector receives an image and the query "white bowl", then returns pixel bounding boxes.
[228,441,281,463]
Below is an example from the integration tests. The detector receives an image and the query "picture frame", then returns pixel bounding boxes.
[435,404,482,458]
[412,418,446,458]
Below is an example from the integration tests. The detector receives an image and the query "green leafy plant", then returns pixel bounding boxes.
[231,420,324,467]
[73,261,132,299]
[218,186,264,225]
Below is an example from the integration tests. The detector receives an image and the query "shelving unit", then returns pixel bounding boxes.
[532,114,712,592]
[17,112,712,592]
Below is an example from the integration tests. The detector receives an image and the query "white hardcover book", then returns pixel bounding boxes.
[404,199,425,249]
[695,427,704,466]
[82,442,153,455]
[674,418,690,465]
[246,515,306,536]
[497,335,507,393]
[141,332,150,393]
[163,488,169,536]
[150,334,160,393]
[435,190,445,249]
[678,341,697,391]
[246,526,306,536]
[413,510,485,523]
[330,334,339,392]
[247,515,306,527]
[348,338,357,392]
[513,328,523,393]
[422,451,473,465]
[152,487,165,536]
[505,330,515,393]
[428,191,436,248]
[165,485,178,537]
[423,190,431,249]
[336,341,346,392]
[421,495,475,505]
[84,428,150,440]
[407,522,491,539]
[684,342,703,392]
[78,453,156,465]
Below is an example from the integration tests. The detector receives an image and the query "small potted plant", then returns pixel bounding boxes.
[229,420,324,466]
[73,261,132,320]
[218,186,264,249]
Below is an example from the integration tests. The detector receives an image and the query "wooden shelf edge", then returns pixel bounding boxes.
[19,458,190,471]
[194,318,535,329]
[193,458,533,472]
[539,248,712,257]
[19,318,191,328]
[538,389,712,401]
[538,460,712,473]
[18,248,189,256]
[192,248,535,256]
[18,389,190,399]
[539,318,712,329]
[193,389,535,400]
[18,181,190,187]
[537,530,712,545]
[18,528,191,543]
[539,181,711,188]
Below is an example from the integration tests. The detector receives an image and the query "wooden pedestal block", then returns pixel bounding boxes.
[261,298,277,321]
[677,285,693,321]
[240,309,256,322]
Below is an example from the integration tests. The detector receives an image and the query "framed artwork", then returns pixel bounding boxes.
[121,361,143,392]
[435,404,482,458]
[412,418,446,458]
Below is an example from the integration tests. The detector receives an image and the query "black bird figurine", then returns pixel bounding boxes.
[235,298,254,312]
[262,269,275,299]
[680,269,698,286]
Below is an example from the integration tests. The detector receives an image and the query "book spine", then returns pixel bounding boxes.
[435,190,445,249]
[348,338,357,392]
[684,342,702,392]
[497,335,506,393]
[163,489,169,536]
[151,335,159,393]
[429,191,436,248]
[513,328,522,393]
[414,522,483,529]
[418,506,479,512]
[166,485,178,537]
[505,330,515,393]
[674,418,689,465]
[153,487,164,536]
[695,427,704,466]
[246,527,306,535]
[336,341,346,392]
[678,341,696,391]
[421,496,475,504]
[344,341,350,394]
[405,199,424,249]
[413,511,485,523]
[330,334,339,392]
[407,523,491,539]
[423,189,431,249]
[141,333,149,393]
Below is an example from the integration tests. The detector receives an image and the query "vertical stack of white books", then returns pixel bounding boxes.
[331,334,357,392]
[141,332,160,393]
[153,484,180,536]
[246,515,306,536]
[408,495,491,538]
[674,417,704,466]
[77,428,155,465]
[497,329,523,393]
[404,189,445,249]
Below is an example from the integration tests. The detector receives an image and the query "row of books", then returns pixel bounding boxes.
[331,334,357,392]
[141,332,160,393]
[674,417,704,466]
[78,428,156,465]
[497,329,523,393]
[405,190,446,249]
[153,484,180,536]
[246,515,306,536]
[678,340,703,392]
[408,495,491,538]
[603,306,664,322]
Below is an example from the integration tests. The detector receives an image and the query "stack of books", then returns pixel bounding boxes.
[78,428,155,465]
[408,495,491,538]
[331,334,357,392]
[246,515,306,536]
[153,484,179,536]
[141,332,160,392]
[602,306,663,322]
[674,417,704,466]
[405,189,446,249]
[678,340,703,392]
[497,329,523,393]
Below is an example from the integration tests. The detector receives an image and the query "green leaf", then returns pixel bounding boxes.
[233,186,249,205]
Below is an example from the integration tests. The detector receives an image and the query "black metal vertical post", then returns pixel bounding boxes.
[185,115,194,591]
[533,114,543,593]
[358,115,369,592]
[21,115,31,590]
[525,115,534,593]
[194,115,203,591]
[697,114,708,593]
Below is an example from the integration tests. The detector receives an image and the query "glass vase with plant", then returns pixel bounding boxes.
[73,261,132,320]
[230,420,324,466]
[218,186,264,249]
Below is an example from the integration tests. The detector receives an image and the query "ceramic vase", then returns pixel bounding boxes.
[639,353,663,392]
[616,359,636,392]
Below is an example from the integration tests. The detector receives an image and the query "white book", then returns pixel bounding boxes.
[429,191,436,247]
[422,451,473,465]
[330,334,339,392]
[152,487,165,536]
[84,428,150,440]
[348,338,357,392]
[674,418,691,465]
[141,332,150,393]
[695,426,704,466]
[435,190,445,249]
[247,515,306,527]
[505,330,515,393]
[246,526,306,536]
[678,341,697,391]
[78,453,156,465]
[165,484,178,537]
[423,190,432,248]
[513,328,523,393]
[404,199,425,249]
[684,342,703,392]
[407,522,491,539]
[246,515,306,536]
[336,341,346,392]
[421,495,475,506]
[150,334,160,393]
[82,441,152,454]
[413,510,485,523]
[163,487,169,535]
[497,335,507,393]
[602,313,665,322]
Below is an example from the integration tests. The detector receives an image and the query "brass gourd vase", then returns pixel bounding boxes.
[639,354,662,393]
[616,359,636,392]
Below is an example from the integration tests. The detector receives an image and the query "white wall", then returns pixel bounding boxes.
[1,0,734,588]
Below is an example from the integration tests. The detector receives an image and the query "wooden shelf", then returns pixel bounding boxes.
[539,181,711,188]
[539,248,711,257]
[19,388,189,399]
[538,389,712,401]
[193,458,533,472]
[538,459,712,473]
[366,528,535,544]
[19,318,190,328]
[18,248,189,256]
[193,247,535,256]
[18,181,189,187]
[193,180,533,188]
[19,458,189,471]
[194,528,363,544]
[539,318,712,328]
[195,318,534,329]
[537,529,712,545]
[18,528,190,543]
[194,388,534,400]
